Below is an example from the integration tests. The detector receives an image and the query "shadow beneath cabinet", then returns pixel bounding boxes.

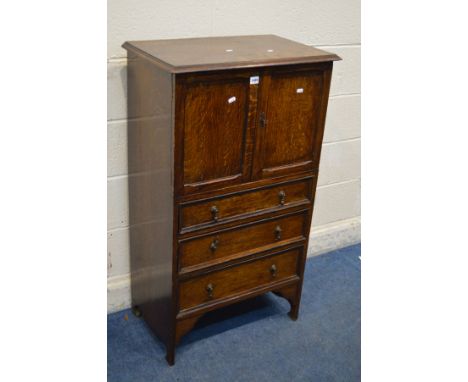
[181,292,289,346]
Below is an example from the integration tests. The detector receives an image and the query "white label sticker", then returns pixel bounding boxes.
[228,96,236,104]
[250,76,259,85]
[296,88,304,93]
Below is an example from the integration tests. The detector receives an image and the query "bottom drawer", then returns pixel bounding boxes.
[178,247,301,311]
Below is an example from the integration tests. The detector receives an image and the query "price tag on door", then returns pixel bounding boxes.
[250,76,259,85]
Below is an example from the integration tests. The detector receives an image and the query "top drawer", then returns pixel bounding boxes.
[179,178,312,233]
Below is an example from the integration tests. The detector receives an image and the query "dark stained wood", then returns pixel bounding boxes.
[179,178,312,233]
[252,63,333,179]
[123,35,340,73]
[179,247,301,311]
[178,171,317,203]
[122,35,337,365]
[179,210,308,272]
[174,315,202,346]
[126,51,175,348]
[273,283,301,320]
[183,80,246,186]
[176,74,256,193]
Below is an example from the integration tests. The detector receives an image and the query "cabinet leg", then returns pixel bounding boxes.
[131,305,142,318]
[165,315,202,366]
[273,284,301,321]
[288,301,300,321]
[165,344,175,366]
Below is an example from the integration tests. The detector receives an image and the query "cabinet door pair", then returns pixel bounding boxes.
[175,63,333,195]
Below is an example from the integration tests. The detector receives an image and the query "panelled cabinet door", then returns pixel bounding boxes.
[176,75,257,194]
[252,65,332,179]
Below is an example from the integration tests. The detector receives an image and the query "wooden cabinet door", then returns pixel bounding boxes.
[176,74,257,194]
[252,64,332,179]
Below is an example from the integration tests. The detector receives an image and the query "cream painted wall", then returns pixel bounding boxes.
[107,0,361,312]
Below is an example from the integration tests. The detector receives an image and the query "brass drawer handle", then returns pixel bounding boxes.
[274,225,282,240]
[206,283,214,298]
[278,190,286,205]
[211,205,219,222]
[270,264,277,278]
[210,238,219,252]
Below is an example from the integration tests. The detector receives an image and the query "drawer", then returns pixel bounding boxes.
[179,178,312,233]
[178,210,308,272]
[178,247,301,311]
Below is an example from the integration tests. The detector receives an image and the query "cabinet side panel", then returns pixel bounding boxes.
[311,63,333,170]
[127,51,174,346]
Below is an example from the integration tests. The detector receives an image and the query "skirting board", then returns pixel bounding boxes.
[307,216,361,257]
[107,216,361,314]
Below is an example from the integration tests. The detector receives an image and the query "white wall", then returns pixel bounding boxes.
[107,0,361,312]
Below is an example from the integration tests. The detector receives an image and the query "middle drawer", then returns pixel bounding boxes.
[178,178,312,233]
[178,210,309,272]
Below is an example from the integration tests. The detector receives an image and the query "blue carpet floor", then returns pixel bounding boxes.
[108,244,361,382]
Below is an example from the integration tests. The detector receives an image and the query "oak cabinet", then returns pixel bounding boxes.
[123,35,340,365]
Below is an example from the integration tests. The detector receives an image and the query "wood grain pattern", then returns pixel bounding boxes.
[252,64,333,179]
[179,178,311,232]
[175,71,258,194]
[123,35,340,73]
[262,72,322,168]
[177,172,317,203]
[179,247,301,311]
[122,35,336,365]
[183,79,248,185]
[179,210,308,272]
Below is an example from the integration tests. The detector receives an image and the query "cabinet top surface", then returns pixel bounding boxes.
[122,35,340,73]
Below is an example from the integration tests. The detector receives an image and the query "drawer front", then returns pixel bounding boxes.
[179,211,308,271]
[179,247,301,311]
[179,179,311,232]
